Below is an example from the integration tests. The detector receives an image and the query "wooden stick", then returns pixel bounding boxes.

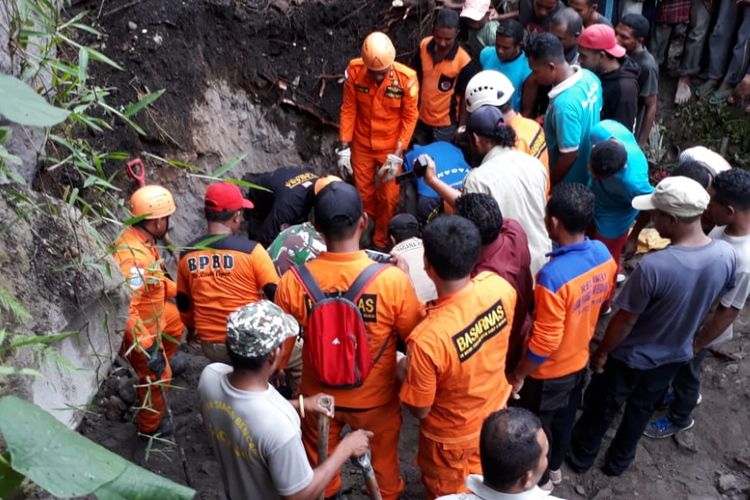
[316,413,330,500]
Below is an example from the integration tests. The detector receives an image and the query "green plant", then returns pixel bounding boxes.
[0,395,195,499]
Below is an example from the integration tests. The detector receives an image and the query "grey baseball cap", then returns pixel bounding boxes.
[226,301,299,358]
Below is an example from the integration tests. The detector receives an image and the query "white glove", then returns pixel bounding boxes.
[377,154,403,185]
[336,147,352,176]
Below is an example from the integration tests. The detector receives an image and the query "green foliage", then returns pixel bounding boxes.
[0,285,32,323]
[0,396,196,499]
[0,75,70,127]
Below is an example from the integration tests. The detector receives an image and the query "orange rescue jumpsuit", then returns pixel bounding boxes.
[112,227,185,433]
[339,58,419,248]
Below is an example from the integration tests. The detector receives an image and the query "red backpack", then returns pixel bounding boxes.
[291,263,388,389]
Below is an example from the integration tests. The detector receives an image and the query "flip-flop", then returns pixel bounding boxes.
[708,88,733,106]
[695,81,718,99]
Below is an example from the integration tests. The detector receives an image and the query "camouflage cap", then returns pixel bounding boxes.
[226,300,299,358]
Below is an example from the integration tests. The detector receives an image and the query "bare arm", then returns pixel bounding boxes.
[521,75,539,118]
[551,151,578,185]
[423,154,462,207]
[623,210,651,260]
[283,430,372,500]
[590,309,639,373]
[693,304,740,353]
[637,95,657,146]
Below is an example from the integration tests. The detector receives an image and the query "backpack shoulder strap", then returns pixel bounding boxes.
[290,264,326,304]
[344,263,388,303]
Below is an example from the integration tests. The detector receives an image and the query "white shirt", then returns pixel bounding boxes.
[438,475,565,500]
[463,146,552,277]
[391,237,438,302]
[708,226,750,345]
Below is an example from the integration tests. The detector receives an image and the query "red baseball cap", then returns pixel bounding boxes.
[204,182,254,211]
[579,25,626,58]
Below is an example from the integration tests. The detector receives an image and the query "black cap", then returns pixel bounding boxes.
[313,182,363,231]
[388,213,420,236]
[466,105,504,137]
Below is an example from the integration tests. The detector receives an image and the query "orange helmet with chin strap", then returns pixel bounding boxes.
[361,32,396,72]
[130,185,176,219]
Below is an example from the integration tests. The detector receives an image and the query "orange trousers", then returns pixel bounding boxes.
[417,433,481,499]
[351,142,400,249]
[301,397,404,500]
[122,301,185,433]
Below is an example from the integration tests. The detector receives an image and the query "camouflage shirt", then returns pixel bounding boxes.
[267,222,326,276]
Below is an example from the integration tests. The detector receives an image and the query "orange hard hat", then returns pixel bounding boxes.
[130,185,176,219]
[314,175,343,196]
[361,32,396,72]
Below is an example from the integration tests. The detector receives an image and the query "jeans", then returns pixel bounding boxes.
[516,369,586,482]
[651,23,676,66]
[569,357,682,475]
[412,120,457,146]
[708,1,750,85]
[679,0,713,76]
[668,350,708,426]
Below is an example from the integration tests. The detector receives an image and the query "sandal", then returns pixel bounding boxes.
[708,88,733,106]
[695,80,718,99]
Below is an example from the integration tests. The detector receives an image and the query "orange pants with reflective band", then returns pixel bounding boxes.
[351,142,400,249]
[301,397,404,499]
[417,433,481,499]
[122,302,184,433]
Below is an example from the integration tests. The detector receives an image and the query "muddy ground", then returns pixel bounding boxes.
[80,294,750,499]
[70,0,750,497]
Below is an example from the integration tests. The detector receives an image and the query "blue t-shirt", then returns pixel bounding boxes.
[589,120,654,238]
[545,68,602,185]
[478,48,532,112]
[612,240,736,370]
[404,141,470,199]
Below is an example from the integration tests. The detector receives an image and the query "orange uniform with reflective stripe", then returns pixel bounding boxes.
[508,113,550,195]
[112,226,185,433]
[113,227,171,349]
[276,250,424,500]
[399,272,516,498]
[526,239,616,380]
[339,59,419,248]
[417,37,472,127]
[176,234,279,344]
[339,58,419,150]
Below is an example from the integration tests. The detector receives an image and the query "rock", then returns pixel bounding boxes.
[674,430,698,453]
[104,395,127,421]
[200,460,220,476]
[153,34,163,46]
[726,364,739,374]
[717,473,742,493]
[117,376,136,405]
[592,487,613,500]
[574,484,587,496]
[0,190,129,429]
[127,21,137,31]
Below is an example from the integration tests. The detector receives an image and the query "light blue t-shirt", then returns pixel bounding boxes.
[589,120,654,238]
[478,48,532,112]
[545,67,602,185]
[404,141,470,199]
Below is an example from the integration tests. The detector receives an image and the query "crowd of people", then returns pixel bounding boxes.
[110,1,750,499]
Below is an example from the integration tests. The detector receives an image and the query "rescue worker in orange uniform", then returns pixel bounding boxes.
[411,8,475,145]
[111,185,185,434]
[399,215,517,499]
[337,31,419,250]
[275,182,424,500]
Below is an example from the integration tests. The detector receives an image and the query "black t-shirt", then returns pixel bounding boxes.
[245,166,318,246]
[519,0,564,33]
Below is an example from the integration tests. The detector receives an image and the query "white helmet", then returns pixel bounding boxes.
[465,70,515,113]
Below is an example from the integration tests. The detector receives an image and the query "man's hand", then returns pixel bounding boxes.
[423,154,438,187]
[146,343,166,378]
[507,372,524,400]
[389,252,410,274]
[304,393,335,418]
[336,145,352,176]
[341,429,374,458]
[377,154,403,185]
[591,351,608,374]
